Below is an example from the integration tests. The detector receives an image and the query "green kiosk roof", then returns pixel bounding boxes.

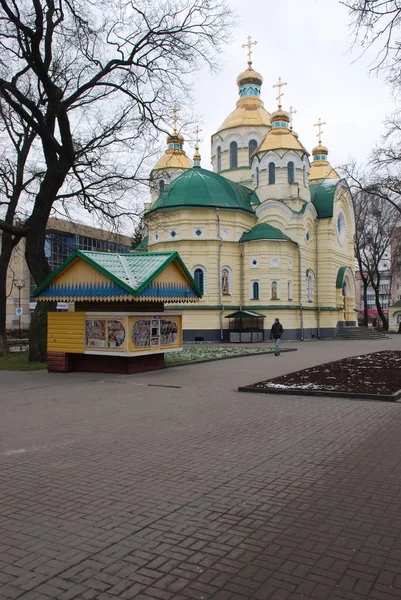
[33,250,202,300]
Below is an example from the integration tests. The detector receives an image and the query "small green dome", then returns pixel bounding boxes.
[240,222,295,243]
[146,167,259,215]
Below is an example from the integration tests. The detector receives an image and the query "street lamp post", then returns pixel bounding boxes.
[14,279,25,339]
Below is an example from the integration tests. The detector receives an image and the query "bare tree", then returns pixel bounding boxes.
[0,0,233,360]
[342,0,401,88]
[351,179,401,329]
[0,104,37,355]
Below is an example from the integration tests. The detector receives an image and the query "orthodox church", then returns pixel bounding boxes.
[141,41,356,341]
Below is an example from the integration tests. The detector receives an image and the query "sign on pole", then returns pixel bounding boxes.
[16,307,23,316]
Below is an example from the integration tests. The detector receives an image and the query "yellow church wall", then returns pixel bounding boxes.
[242,241,300,305]
[315,214,355,312]
[148,208,256,247]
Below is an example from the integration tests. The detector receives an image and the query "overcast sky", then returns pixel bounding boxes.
[188,0,398,171]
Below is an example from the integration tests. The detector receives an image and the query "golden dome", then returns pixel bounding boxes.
[254,128,307,154]
[167,131,184,145]
[251,101,308,155]
[309,139,339,180]
[216,97,271,134]
[312,142,328,157]
[271,108,290,125]
[152,152,192,171]
[193,145,201,167]
[214,54,269,135]
[237,66,263,87]
[152,131,192,172]
[309,162,340,181]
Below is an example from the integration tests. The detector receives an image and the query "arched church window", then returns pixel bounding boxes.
[268,162,275,184]
[256,166,259,186]
[303,165,306,186]
[194,268,205,294]
[159,179,165,194]
[288,161,295,184]
[248,139,257,166]
[217,146,222,172]
[229,141,238,169]
[252,281,259,300]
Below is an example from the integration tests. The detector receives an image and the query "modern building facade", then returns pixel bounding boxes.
[4,218,132,333]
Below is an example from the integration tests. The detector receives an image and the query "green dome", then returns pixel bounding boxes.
[240,222,295,243]
[146,167,259,215]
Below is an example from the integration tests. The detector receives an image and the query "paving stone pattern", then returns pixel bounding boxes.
[1,344,401,599]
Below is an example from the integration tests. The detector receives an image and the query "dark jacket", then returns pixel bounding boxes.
[270,322,283,339]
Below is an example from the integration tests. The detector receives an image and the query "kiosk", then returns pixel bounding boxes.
[225,310,265,343]
[33,250,201,373]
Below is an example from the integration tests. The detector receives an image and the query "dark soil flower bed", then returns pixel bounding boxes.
[239,351,401,401]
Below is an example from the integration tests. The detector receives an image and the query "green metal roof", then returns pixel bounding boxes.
[336,266,352,289]
[131,236,148,252]
[239,222,295,243]
[33,250,202,298]
[225,310,266,319]
[310,178,341,218]
[146,167,259,216]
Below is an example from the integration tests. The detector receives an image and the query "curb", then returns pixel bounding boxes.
[238,385,401,402]
[166,348,297,368]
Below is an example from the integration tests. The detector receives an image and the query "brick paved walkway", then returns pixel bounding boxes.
[1,338,401,599]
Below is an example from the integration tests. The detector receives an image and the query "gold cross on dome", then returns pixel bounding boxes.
[172,105,180,134]
[242,36,257,66]
[289,106,297,129]
[314,117,326,144]
[273,77,287,109]
[193,126,202,146]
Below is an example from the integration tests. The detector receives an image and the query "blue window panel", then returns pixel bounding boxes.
[194,268,204,294]
[288,161,295,184]
[321,155,326,160]
[268,162,276,184]
[248,139,257,166]
[217,146,222,172]
[229,141,238,169]
[252,281,259,300]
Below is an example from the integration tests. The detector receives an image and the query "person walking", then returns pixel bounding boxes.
[270,318,284,356]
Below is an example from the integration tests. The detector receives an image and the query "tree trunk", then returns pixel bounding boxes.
[0,285,8,356]
[25,169,70,362]
[363,281,369,326]
[28,301,56,363]
[0,233,17,356]
[371,281,388,331]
